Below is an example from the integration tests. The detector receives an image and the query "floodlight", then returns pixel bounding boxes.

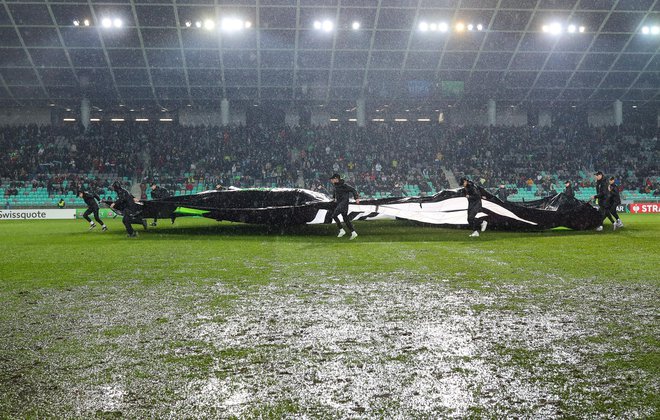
[568,24,576,33]
[313,20,322,30]
[204,19,215,30]
[322,20,333,32]
[73,20,80,26]
[429,23,437,31]
[652,26,660,35]
[476,24,483,31]
[83,19,90,26]
[195,21,202,28]
[185,21,192,28]
[113,18,122,28]
[221,18,243,32]
[419,22,429,32]
[455,22,465,32]
[244,21,252,29]
[578,26,585,33]
[641,26,650,34]
[101,18,112,28]
[111,118,125,122]
[467,24,474,31]
[352,21,360,30]
[439,22,449,32]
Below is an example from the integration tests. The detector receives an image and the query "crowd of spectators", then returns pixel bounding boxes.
[1,121,658,200]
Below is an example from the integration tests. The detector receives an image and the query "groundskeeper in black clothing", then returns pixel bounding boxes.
[78,190,107,231]
[592,171,609,230]
[110,182,146,237]
[460,178,487,237]
[330,173,360,240]
[149,183,171,226]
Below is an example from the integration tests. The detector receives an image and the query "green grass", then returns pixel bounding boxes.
[0,215,658,417]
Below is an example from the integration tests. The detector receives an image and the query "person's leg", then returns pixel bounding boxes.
[93,208,104,225]
[342,211,355,232]
[123,214,135,236]
[82,208,93,223]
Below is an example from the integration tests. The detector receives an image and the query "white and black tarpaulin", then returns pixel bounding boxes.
[139,187,602,231]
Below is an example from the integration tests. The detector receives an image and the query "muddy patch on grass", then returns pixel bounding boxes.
[0,276,658,418]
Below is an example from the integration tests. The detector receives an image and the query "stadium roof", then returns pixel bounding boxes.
[0,0,659,110]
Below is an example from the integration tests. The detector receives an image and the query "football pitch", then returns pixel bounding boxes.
[0,215,658,418]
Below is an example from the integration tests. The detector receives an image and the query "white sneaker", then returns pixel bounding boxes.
[88,223,96,231]
[337,229,346,238]
[481,220,488,232]
[349,231,358,240]
[613,223,618,231]
[595,226,603,231]
[616,220,624,228]
[469,231,480,237]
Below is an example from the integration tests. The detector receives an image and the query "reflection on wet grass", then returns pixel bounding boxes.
[0,216,658,417]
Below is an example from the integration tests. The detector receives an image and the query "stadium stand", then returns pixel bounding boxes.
[1,123,658,208]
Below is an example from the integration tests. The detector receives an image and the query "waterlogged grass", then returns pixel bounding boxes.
[0,214,658,417]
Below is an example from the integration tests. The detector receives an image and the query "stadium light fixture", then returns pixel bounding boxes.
[159,118,173,122]
[195,21,202,28]
[652,26,660,35]
[641,26,650,34]
[313,20,322,30]
[101,18,112,28]
[73,20,80,26]
[477,24,483,31]
[83,19,90,27]
[372,118,385,122]
[329,118,339,122]
[348,118,357,122]
[135,118,149,122]
[113,18,123,28]
[455,22,465,32]
[394,118,408,122]
[439,22,449,33]
[567,24,576,33]
[352,21,360,30]
[429,23,438,31]
[63,118,76,122]
[419,22,429,32]
[244,21,252,29]
[579,26,585,33]
[322,20,333,32]
[221,18,244,32]
[417,118,431,122]
[184,21,192,28]
[204,19,215,30]
[467,24,474,31]
[90,118,100,122]
[111,118,125,122]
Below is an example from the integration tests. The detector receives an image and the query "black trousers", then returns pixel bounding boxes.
[332,205,355,232]
[467,201,484,231]
[599,205,614,224]
[83,207,103,225]
[609,204,620,220]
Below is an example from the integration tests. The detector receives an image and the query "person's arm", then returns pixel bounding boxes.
[350,185,360,204]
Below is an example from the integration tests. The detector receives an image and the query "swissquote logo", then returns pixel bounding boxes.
[628,203,660,214]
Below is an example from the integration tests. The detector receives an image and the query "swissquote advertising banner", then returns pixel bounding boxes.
[628,203,660,214]
[74,208,117,219]
[0,209,76,220]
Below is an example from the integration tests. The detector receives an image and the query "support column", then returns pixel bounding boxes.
[613,99,623,126]
[539,109,552,127]
[221,98,230,126]
[487,99,496,126]
[80,98,90,130]
[356,98,366,127]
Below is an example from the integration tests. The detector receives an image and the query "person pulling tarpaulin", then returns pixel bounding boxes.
[109,181,147,238]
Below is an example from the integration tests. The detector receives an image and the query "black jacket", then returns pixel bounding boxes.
[113,187,135,211]
[81,191,100,209]
[150,186,171,199]
[595,177,608,205]
[463,181,481,203]
[607,185,621,207]
[333,180,359,209]
[564,184,574,198]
